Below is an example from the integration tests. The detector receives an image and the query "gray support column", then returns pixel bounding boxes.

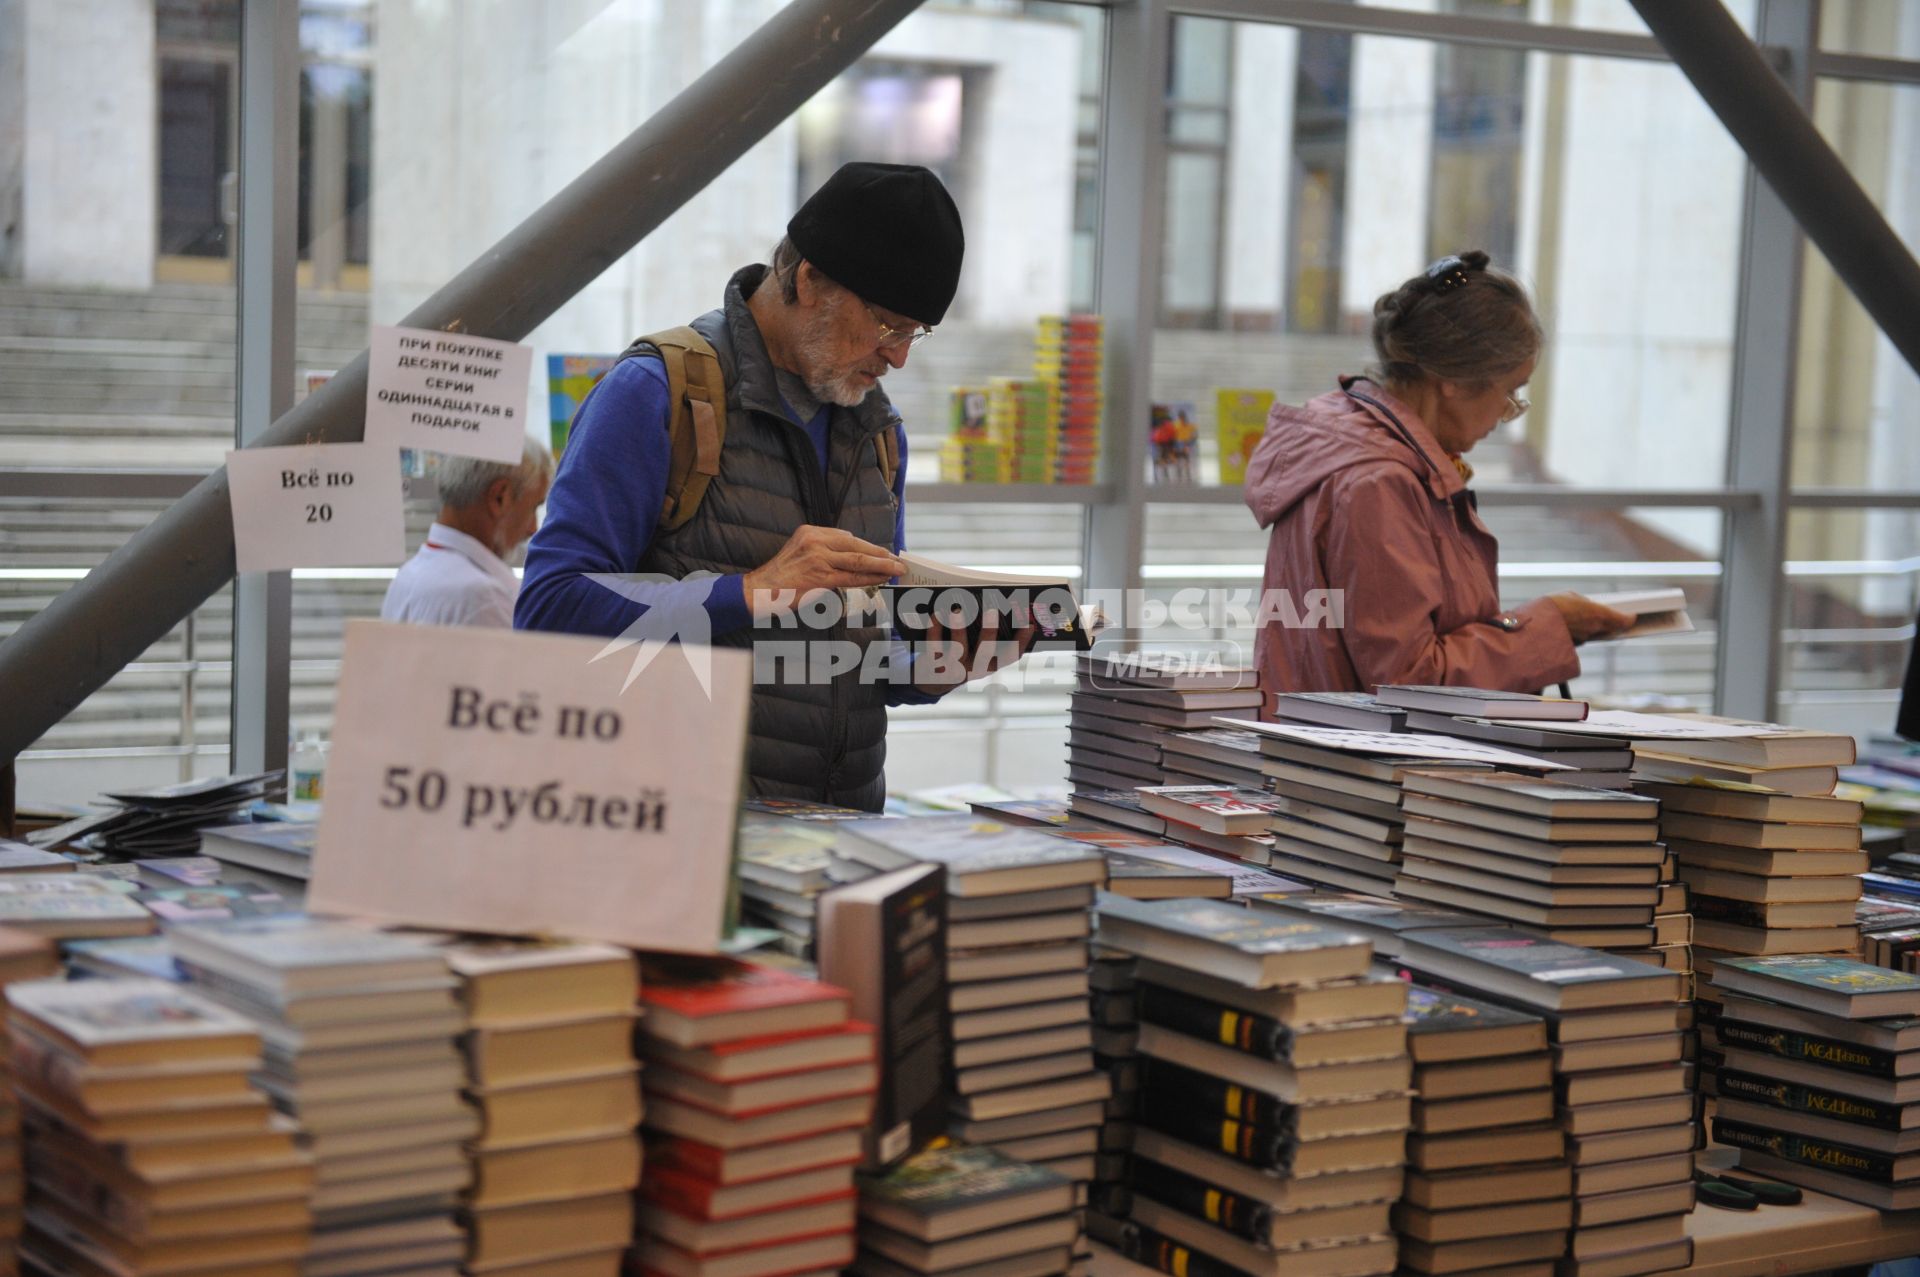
[1083,0,1171,623]
[1715,0,1814,723]
[0,0,927,764]
[230,0,298,776]
[307,69,349,291]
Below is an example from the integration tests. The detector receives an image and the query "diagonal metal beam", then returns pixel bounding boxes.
[1628,0,1920,380]
[0,0,927,764]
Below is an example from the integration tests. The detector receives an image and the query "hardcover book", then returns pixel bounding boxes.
[854,1144,1075,1242]
[816,863,947,1169]
[639,957,850,1048]
[1094,895,1371,988]
[832,816,1105,897]
[167,914,449,998]
[1403,984,1547,1063]
[1396,926,1682,1011]
[1374,685,1588,721]
[7,976,259,1065]
[1711,955,1920,1018]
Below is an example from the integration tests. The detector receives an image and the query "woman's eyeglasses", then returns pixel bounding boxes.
[1499,393,1530,424]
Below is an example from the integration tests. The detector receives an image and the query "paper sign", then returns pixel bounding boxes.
[308,621,753,954]
[1227,719,1574,770]
[365,325,534,462]
[226,443,405,573]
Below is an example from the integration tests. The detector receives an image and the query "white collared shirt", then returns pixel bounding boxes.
[380,522,518,629]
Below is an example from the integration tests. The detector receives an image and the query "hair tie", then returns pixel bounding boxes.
[1425,255,1475,294]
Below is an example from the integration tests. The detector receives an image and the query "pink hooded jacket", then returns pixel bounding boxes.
[1243,376,1578,702]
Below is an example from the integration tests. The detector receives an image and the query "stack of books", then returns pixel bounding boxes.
[447,939,641,1277]
[1855,894,1920,970]
[634,959,872,1277]
[29,771,282,858]
[852,1143,1083,1276]
[1249,890,1480,961]
[1093,896,1408,1277]
[1639,778,1864,965]
[1705,954,1920,1208]
[1033,313,1103,485]
[169,916,472,1275]
[1397,983,1569,1275]
[0,874,155,941]
[1394,771,1671,953]
[1069,690,1261,797]
[1134,785,1285,864]
[10,976,312,1277]
[938,387,1003,484]
[1631,719,1857,799]
[1395,927,1693,1277]
[986,378,1060,485]
[0,933,69,1271]
[734,816,840,959]
[1236,721,1527,897]
[1161,726,1269,791]
[1086,943,1139,1225]
[834,817,1110,1193]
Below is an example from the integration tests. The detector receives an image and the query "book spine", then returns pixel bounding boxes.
[1691,896,1773,927]
[1129,1224,1258,1277]
[649,1136,723,1180]
[1715,1018,1900,1079]
[636,1172,714,1218]
[1129,1158,1271,1242]
[1136,985,1288,1060]
[1135,1105,1290,1171]
[7,1032,90,1112]
[1139,1057,1294,1128]
[1716,1068,1904,1130]
[1710,1116,1899,1182]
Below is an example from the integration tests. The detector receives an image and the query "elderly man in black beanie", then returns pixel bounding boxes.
[517,162,1023,811]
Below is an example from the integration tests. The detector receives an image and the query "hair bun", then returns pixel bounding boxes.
[1457,249,1491,272]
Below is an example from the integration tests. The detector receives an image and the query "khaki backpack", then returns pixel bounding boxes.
[632,326,900,534]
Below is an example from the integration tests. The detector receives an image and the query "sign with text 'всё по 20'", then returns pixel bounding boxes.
[365,325,534,462]
[307,621,752,953]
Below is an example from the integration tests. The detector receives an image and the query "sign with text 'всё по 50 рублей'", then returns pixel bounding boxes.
[307,621,751,953]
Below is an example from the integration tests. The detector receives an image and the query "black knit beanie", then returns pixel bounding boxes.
[787,162,965,327]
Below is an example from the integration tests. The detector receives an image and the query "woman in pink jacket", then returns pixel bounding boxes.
[1244,251,1631,700]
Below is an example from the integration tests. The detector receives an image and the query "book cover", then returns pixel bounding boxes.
[816,863,948,1169]
[1215,388,1275,486]
[443,937,634,979]
[1149,402,1198,485]
[1712,1017,1909,1079]
[1403,984,1543,1044]
[741,797,873,822]
[1400,770,1658,818]
[969,800,1076,828]
[641,956,848,1020]
[135,886,291,923]
[855,1144,1073,1232]
[1097,895,1369,961]
[7,977,258,1047]
[170,914,448,973]
[0,893,152,928]
[835,816,1104,880]
[1716,955,1920,1011]
[1375,685,1588,721]
[1397,926,1680,1009]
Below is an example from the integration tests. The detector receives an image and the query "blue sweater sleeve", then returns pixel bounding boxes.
[513,358,753,640]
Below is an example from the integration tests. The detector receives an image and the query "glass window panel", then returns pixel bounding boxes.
[1818,0,1920,57]
[1365,0,1756,37]
[1795,78,1920,495]
[1152,25,1745,504]
[3,497,234,806]
[1779,510,1918,742]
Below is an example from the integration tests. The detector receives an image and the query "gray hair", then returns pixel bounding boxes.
[768,234,844,305]
[436,437,554,510]
[1371,249,1543,391]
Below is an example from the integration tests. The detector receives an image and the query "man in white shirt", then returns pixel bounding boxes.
[381,439,554,628]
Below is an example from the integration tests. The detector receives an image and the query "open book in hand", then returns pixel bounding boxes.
[1585,588,1694,639]
[852,552,1098,651]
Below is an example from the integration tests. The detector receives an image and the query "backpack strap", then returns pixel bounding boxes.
[873,421,901,494]
[636,326,726,533]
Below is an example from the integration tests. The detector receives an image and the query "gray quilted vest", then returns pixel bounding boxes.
[625,265,901,811]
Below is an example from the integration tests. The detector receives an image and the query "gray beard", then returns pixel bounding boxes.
[796,307,878,407]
